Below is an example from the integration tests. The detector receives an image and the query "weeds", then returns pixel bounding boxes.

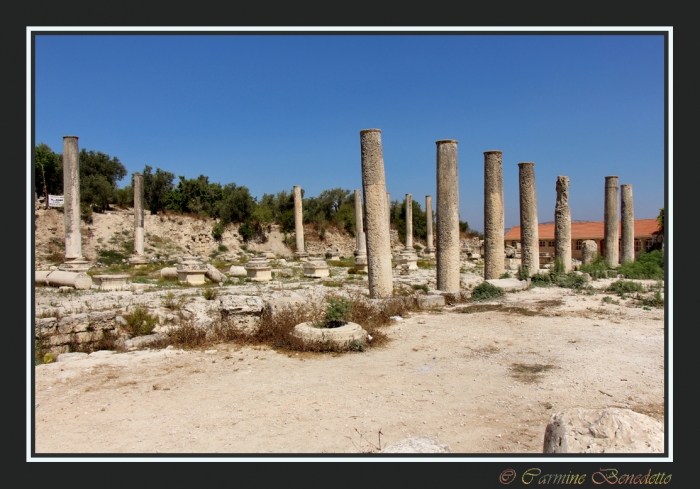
[606,280,644,298]
[411,283,429,293]
[123,306,158,336]
[517,266,530,281]
[617,250,664,280]
[471,282,505,301]
[633,291,664,309]
[202,287,219,300]
[499,271,512,279]
[316,296,352,328]
[161,291,188,310]
[602,296,620,305]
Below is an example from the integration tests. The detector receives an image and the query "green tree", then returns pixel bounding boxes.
[141,165,175,215]
[166,175,223,217]
[391,198,427,242]
[215,183,256,226]
[34,143,62,200]
[78,149,127,212]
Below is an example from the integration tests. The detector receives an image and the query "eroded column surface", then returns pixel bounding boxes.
[360,129,393,298]
[386,192,391,231]
[436,140,460,292]
[354,189,364,251]
[582,240,598,265]
[604,176,619,267]
[620,184,634,264]
[554,176,572,272]
[129,173,149,267]
[353,189,368,272]
[423,195,435,257]
[396,193,418,270]
[518,162,539,275]
[293,185,308,260]
[59,136,90,272]
[484,150,504,280]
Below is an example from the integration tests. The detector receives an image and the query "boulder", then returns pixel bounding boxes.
[218,295,265,333]
[229,266,247,277]
[542,407,664,453]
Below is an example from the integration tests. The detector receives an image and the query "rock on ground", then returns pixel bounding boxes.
[380,437,451,453]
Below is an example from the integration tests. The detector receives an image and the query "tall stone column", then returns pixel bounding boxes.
[353,189,368,272]
[360,129,393,298]
[386,192,391,232]
[518,162,539,276]
[293,185,308,260]
[620,184,634,264]
[423,195,435,257]
[484,150,504,280]
[604,176,619,267]
[129,173,149,267]
[554,176,572,272]
[59,136,90,272]
[396,194,418,270]
[436,140,460,292]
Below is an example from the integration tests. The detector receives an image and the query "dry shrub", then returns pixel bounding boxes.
[169,317,209,348]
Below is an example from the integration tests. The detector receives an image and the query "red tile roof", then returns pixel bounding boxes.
[504,219,660,241]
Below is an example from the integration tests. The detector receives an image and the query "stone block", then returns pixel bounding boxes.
[292,321,367,347]
[417,295,445,309]
[88,311,116,331]
[57,313,89,334]
[124,333,169,349]
[484,278,529,292]
[543,408,664,453]
[48,333,74,347]
[228,266,247,277]
[35,317,57,337]
[93,274,129,291]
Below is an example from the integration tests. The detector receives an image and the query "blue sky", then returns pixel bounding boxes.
[33,31,666,233]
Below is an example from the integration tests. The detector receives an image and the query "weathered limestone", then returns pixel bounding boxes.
[129,173,149,267]
[325,249,340,260]
[581,240,598,265]
[353,188,368,273]
[92,274,129,291]
[436,140,460,292]
[59,136,90,272]
[360,129,393,298]
[218,295,265,333]
[244,255,272,282]
[483,150,504,280]
[396,194,418,271]
[380,437,452,454]
[35,270,92,290]
[160,267,178,278]
[386,192,391,230]
[604,176,620,267]
[423,195,435,257]
[302,256,330,278]
[620,184,634,264]
[177,255,208,284]
[518,162,539,276]
[292,321,367,347]
[554,176,572,272]
[228,265,247,277]
[204,263,227,283]
[293,185,309,261]
[543,408,664,454]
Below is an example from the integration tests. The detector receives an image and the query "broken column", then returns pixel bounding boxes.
[129,173,149,267]
[436,140,460,292]
[360,129,393,298]
[423,195,435,257]
[396,194,418,270]
[386,192,391,231]
[483,150,504,280]
[518,162,539,275]
[293,185,308,261]
[554,176,572,272]
[353,189,368,273]
[604,176,619,267]
[58,136,90,272]
[620,184,634,264]
[581,240,598,265]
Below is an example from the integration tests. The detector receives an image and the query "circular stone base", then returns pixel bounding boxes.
[292,321,367,347]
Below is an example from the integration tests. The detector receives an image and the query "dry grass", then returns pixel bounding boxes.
[456,304,537,316]
[509,363,555,383]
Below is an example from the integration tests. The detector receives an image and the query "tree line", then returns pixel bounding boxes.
[34,143,477,242]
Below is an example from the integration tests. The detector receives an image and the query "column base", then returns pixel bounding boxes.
[58,257,91,273]
[421,247,436,258]
[293,251,309,261]
[129,255,150,268]
[396,249,418,271]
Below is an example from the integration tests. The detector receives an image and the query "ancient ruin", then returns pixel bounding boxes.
[436,140,460,292]
[93,274,129,291]
[129,173,149,267]
[58,136,90,272]
[177,255,208,284]
[302,256,330,278]
[621,183,634,264]
[244,255,272,282]
[395,194,418,271]
[518,162,539,275]
[353,189,368,273]
[360,129,393,298]
[581,240,598,265]
[423,195,435,257]
[604,176,620,267]
[293,185,309,261]
[554,176,572,272]
[483,150,504,280]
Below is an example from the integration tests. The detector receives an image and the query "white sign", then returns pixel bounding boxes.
[48,195,64,207]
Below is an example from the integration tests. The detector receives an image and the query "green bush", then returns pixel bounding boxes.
[555,272,587,290]
[319,297,353,328]
[530,272,552,287]
[499,271,512,279]
[411,283,429,293]
[617,250,664,280]
[472,282,505,301]
[606,280,644,297]
[579,255,609,279]
[202,287,219,300]
[212,222,224,242]
[517,266,530,281]
[124,306,158,336]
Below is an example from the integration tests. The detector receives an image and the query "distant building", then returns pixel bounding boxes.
[504,219,661,262]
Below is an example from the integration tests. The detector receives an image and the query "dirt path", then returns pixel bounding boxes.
[33,286,665,455]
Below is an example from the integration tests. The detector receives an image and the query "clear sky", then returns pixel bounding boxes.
[33,30,666,233]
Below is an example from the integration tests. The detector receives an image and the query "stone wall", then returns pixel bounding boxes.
[35,311,119,355]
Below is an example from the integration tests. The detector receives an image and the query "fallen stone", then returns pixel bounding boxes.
[484,278,529,292]
[417,295,445,309]
[380,436,451,453]
[124,333,169,349]
[228,266,247,277]
[542,407,664,453]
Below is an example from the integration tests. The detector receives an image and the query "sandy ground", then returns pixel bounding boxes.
[33,283,665,455]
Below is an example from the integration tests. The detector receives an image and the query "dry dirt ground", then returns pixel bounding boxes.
[33,282,665,455]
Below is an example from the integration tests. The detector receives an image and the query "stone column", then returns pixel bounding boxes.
[604,176,619,267]
[360,129,393,298]
[518,162,539,276]
[554,176,572,272]
[129,173,149,267]
[354,189,364,251]
[396,194,418,270]
[386,192,391,231]
[436,140,460,292]
[59,136,90,272]
[620,184,634,264]
[581,240,598,265]
[293,185,308,260]
[484,150,504,280]
[423,195,435,257]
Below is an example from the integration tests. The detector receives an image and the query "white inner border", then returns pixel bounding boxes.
[27,26,672,464]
